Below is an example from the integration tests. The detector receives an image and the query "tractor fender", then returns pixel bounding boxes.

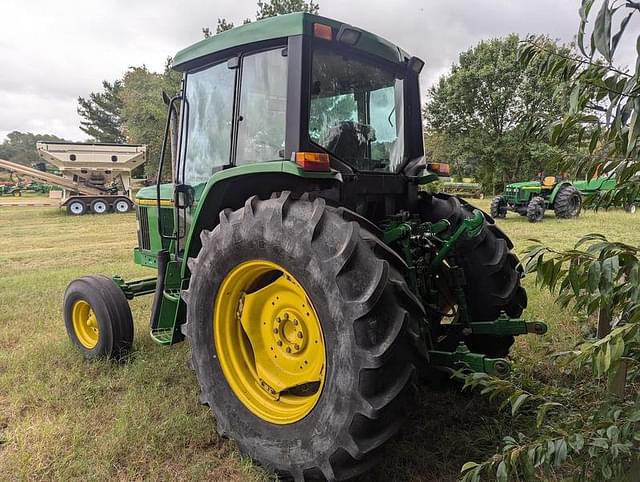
[548,181,573,205]
[181,162,342,278]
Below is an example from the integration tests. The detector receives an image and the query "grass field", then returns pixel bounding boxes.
[1,199,638,481]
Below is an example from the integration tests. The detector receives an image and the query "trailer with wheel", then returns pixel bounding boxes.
[0,143,147,214]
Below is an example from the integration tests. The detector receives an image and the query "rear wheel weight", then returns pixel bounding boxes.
[183,192,423,481]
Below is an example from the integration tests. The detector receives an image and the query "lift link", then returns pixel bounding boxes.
[428,343,512,377]
[465,312,548,337]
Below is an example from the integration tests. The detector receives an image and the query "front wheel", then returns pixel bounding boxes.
[182,192,424,481]
[490,195,507,218]
[527,196,545,223]
[63,275,133,359]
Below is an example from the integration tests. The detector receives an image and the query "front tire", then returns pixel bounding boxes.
[63,275,133,359]
[182,192,424,481]
[527,196,545,223]
[490,195,507,218]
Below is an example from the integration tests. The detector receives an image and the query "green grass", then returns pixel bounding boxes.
[0,201,638,481]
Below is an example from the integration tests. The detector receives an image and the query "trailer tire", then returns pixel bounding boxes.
[527,196,545,223]
[419,193,527,358]
[182,192,424,481]
[63,275,133,360]
[624,203,636,214]
[114,198,131,213]
[90,199,109,214]
[553,185,581,219]
[67,199,87,215]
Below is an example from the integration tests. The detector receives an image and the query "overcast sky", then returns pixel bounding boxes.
[1,0,639,142]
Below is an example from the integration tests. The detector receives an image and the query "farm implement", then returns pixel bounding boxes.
[63,13,547,481]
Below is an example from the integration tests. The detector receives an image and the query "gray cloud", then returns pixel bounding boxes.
[1,0,638,141]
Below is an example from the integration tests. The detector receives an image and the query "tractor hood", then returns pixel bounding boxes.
[505,180,541,189]
[136,184,173,203]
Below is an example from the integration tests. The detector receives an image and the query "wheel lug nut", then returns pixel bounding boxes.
[294,344,300,350]
[297,332,303,338]
[277,340,282,346]
[283,313,289,320]
[273,328,279,334]
[294,319,299,326]
[286,347,291,353]
[276,317,281,323]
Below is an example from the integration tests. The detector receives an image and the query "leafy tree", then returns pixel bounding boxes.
[460,3,640,481]
[255,0,319,19]
[211,0,319,36]
[424,35,570,191]
[77,81,126,142]
[0,131,67,166]
[118,62,181,176]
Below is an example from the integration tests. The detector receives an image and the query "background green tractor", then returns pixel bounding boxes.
[491,175,582,222]
[62,14,545,481]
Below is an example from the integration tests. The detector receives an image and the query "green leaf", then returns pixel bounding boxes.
[496,460,508,482]
[554,439,568,466]
[592,0,612,61]
[511,393,529,416]
[461,461,480,473]
[588,261,601,293]
[611,11,633,58]
[578,0,596,56]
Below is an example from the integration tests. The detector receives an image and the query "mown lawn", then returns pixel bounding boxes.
[0,199,638,481]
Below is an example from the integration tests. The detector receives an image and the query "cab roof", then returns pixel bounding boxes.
[172,12,410,72]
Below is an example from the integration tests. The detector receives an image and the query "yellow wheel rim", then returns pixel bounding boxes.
[214,260,326,424]
[71,300,99,349]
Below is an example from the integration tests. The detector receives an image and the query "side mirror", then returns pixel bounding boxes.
[175,183,195,209]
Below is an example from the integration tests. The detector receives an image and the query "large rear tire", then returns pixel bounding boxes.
[553,185,582,218]
[419,193,527,358]
[182,192,424,481]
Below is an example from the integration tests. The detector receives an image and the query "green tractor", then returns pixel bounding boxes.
[63,14,545,481]
[491,175,582,222]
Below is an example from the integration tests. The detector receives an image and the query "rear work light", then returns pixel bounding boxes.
[293,152,331,172]
[313,23,333,41]
[427,162,450,177]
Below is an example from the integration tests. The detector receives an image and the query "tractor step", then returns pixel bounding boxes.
[150,327,174,345]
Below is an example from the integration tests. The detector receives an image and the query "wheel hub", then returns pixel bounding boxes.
[71,300,99,348]
[214,260,326,424]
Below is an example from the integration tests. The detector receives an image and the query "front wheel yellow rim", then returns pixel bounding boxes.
[71,300,99,349]
[214,260,326,424]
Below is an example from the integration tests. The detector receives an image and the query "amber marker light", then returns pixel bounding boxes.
[293,152,331,172]
[313,23,333,41]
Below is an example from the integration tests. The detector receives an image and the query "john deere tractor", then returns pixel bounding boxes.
[491,175,582,222]
[63,14,545,481]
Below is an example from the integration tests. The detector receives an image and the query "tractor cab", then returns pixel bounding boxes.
[134,13,433,263]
